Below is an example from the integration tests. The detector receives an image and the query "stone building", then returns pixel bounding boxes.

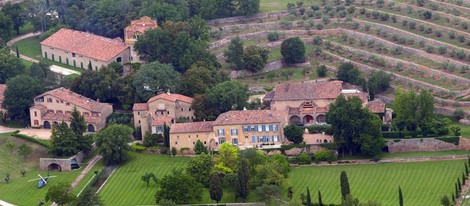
[40,28,130,70]
[133,92,194,137]
[124,16,158,62]
[29,87,113,132]
[169,110,288,153]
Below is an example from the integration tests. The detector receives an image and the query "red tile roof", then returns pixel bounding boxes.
[170,121,214,134]
[214,110,287,125]
[132,103,148,111]
[0,84,6,102]
[36,88,111,112]
[41,28,129,62]
[124,16,158,39]
[151,116,173,126]
[42,112,101,124]
[147,93,193,104]
[367,99,386,113]
[272,80,343,101]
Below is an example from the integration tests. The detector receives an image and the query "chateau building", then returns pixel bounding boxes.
[40,28,130,70]
[124,16,158,63]
[29,88,113,132]
[133,92,194,137]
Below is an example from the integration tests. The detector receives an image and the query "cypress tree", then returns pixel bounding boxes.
[306,187,312,206]
[467,154,470,165]
[455,183,459,198]
[452,193,455,202]
[88,60,92,70]
[236,158,250,202]
[463,173,467,185]
[458,178,462,191]
[318,190,323,206]
[15,46,19,58]
[466,163,469,175]
[398,186,403,206]
[340,171,351,199]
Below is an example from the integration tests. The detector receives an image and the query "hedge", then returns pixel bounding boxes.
[436,136,460,145]
[382,130,448,139]
[305,125,333,135]
[11,131,49,147]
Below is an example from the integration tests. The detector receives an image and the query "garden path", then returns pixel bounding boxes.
[0,200,16,206]
[71,155,102,189]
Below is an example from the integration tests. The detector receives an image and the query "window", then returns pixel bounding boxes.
[50,47,54,50]
[193,142,195,145]
[204,141,206,144]
[250,125,255,132]
[188,135,190,138]
[189,108,192,111]
[60,100,64,103]
[47,98,52,102]
[217,129,225,136]
[167,111,170,114]
[266,136,270,142]
[116,57,122,63]
[137,111,140,115]
[275,125,279,131]
[218,137,226,144]
[34,120,39,125]
[48,110,54,113]
[273,135,279,142]
[138,120,141,124]
[92,112,99,117]
[242,126,249,132]
[181,108,184,111]
[56,110,63,114]
[230,129,238,136]
[72,53,76,57]
[196,135,198,138]
[245,136,248,138]
[65,51,68,54]
[254,125,259,132]
[65,111,71,114]
[175,141,178,145]
[251,136,256,143]
[34,111,37,117]
[258,125,262,132]
[232,138,238,145]
[269,125,274,131]
[66,102,70,106]
[83,112,89,116]
[261,125,266,131]
[56,100,59,103]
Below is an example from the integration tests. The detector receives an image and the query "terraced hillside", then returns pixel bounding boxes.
[209,0,470,119]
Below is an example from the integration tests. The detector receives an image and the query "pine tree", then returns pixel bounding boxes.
[398,186,403,206]
[340,171,351,199]
[318,190,323,206]
[209,173,223,203]
[306,187,312,206]
[70,107,92,152]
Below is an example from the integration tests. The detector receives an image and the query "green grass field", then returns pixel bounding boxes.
[289,160,466,206]
[12,36,42,59]
[260,0,322,12]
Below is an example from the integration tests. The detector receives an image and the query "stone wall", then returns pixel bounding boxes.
[39,158,72,172]
[386,138,458,153]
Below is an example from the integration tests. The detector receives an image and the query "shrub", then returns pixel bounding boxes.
[314,150,337,163]
[306,124,332,134]
[317,65,328,77]
[171,147,177,156]
[454,109,466,120]
[297,153,311,165]
[131,143,146,152]
[267,32,280,42]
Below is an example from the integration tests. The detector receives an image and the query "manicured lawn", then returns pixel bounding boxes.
[73,159,104,194]
[289,160,466,205]
[12,36,42,59]
[451,122,470,138]
[380,150,470,158]
[0,133,85,205]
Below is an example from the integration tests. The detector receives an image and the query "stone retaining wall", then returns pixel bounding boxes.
[386,138,458,153]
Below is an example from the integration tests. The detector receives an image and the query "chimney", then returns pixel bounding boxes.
[167,89,170,95]
[243,107,247,110]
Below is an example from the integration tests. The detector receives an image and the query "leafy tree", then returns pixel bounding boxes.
[254,184,281,202]
[281,37,306,64]
[422,10,432,20]
[209,172,224,203]
[70,108,92,152]
[215,143,238,173]
[49,122,78,157]
[18,144,32,159]
[337,62,362,85]
[74,187,103,206]
[224,36,245,69]
[399,186,403,206]
[0,48,25,84]
[238,0,260,15]
[29,61,57,88]
[45,182,76,206]
[306,187,312,206]
[317,65,328,77]
[143,133,161,147]
[367,71,391,100]
[3,2,27,35]
[132,61,182,102]
[95,124,133,165]
[283,125,304,144]
[236,158,250,202]
[267,32,279,42]
[0,11,12,40]
[141,172,158,187]
[181,63,223,97]
[194,139,208,154]
[155,169,203,204]
[340,171,351,199]
[327,95,384,156]
[392,90,435,133]
[206,81,249,115]
[71,67,119,103]
[243,45,269,73]
[186,153,213,186]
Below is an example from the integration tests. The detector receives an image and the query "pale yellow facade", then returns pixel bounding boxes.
[170,131,214,153]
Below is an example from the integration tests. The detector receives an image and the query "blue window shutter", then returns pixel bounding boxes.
[266,136,270,142]
[252,136,256,143]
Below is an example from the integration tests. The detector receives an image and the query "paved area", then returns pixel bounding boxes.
[0,200,16,206]
[0,125,51,139]
[50,65,80,75]
[72,155,102,189]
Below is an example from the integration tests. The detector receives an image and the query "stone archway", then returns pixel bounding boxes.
[43,121,51,129]
[87,124,95,132]
[289,115,301,125]
[316,114,326,124]
[48,163,62,171]
[303,115,314,124]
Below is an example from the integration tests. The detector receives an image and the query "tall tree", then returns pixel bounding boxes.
[337,62,362,85]
[95,124,133,165]
[340,171,351,199]
[236,158,250,202]
[209,172,224,203]
[215,143,239,173]
[283,125,304,144]
[243,45,269,73]
[0,11,12,39]
[3,2,27,35]
[18,143,32,159]
[238,0,260,16]
[367,71,391,100]
[49,122,78,157]
[186,153,213,186]
[181,63,222,97]
[44,182,76,206]
[206,81,249,114]
[132,61,182,102]
[0,48,26,84]
[4,75,42,120]
[155,169,203,204]
[194,139,208,155]
[281,37,306,64]
[399,186,403,206]
[70,107,92,152]
[392,89,435,133]
[306,187,312,206]
[224,36,245,69]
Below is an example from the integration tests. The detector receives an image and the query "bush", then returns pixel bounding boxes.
[297,153,311,165]
[267,32,280,42]
[317,65,328,77]
[131,143,146,152]
[314,150,337,163]
[454,109,466,120]
[306,125,332,134]
[320,143,336,150]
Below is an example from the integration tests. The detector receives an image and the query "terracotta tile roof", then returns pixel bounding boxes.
[367,99,386,113]
[263,91,275,100]
[41,28,129,62]
[151,116,173,126]
[288,107,300,114]
[170,121,214,134]
[147,93,193,104]
[124,16,158,39]
[31,104,47,110]
[132,103,148,111]
[42,112,101,124]
[0,84,6,102]
[272,80,343,101]
[36,88,111,112]
[214,110,287,125]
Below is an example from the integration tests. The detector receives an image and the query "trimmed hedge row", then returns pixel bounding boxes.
[382,129,449,139]
[436,136,460,145]
[305,125,333,135]
[11,131,49,147]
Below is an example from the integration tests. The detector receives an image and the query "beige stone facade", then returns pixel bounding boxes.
[133,92,194,137]
[124,16,158,63]
[169,110,288,153]
[29,88,113,132]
